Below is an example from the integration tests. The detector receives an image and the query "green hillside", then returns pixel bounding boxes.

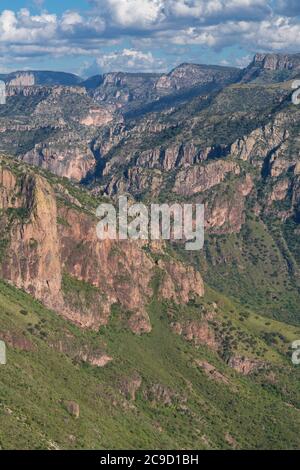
[1,278,300,450]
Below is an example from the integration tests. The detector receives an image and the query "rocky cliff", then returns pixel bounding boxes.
[0,157,204,334]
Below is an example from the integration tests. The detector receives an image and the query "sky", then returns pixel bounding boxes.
[0,0,300,77]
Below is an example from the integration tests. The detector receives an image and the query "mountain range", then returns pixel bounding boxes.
[0,53,300,450]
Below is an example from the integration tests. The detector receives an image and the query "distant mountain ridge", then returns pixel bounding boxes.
[242,52,300,83]
[1,51,300,449]
[1,52,300,89]
[0,70,83,87]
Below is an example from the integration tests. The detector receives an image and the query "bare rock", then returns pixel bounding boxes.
[119,372,142,401]
[64,401,80,419]
[228,356,265,375]
[0,331,35,352]
[195,360,230,384]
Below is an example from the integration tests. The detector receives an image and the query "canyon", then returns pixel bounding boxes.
[1,53,300,450]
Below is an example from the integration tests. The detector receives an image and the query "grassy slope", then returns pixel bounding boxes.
[1,279,300,450]
[194,216,300,326]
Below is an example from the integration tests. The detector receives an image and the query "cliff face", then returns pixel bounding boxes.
[1,55,295,193]
[2,70,82,87]
[241,53,300,82]
[0,167,63,311]
[21,143,96,181]
[249,53,300,71]
[0,84,118,182]
[0,158,204,334]
[1,54,300,324]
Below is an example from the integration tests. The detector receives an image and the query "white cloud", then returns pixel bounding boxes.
[167,0,269,20]
[0,9,57,43]
[94,0,270,29]
[0,2,299,72]
[161,15,300,53]
[106,0,164,28]
[61,11,83,28]
[94,48,166,72]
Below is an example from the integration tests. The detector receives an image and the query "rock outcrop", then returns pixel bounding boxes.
[228,356,266,375]
[171,320,218,350]
[64,401,80,419]
[158,260,204,304]
[0,159,205,334]
[21,144,96,182]
[0,170,63,312]
[194,360,230,385]
[0,331,35,352]
[174,160,240,196]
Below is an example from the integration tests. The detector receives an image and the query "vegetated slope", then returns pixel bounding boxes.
[1,54,300,449]
[0,157,300,450]
[81,80,300,327]
[1,277,300,450]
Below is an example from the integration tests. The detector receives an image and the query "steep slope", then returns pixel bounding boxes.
[1,267,300,450]
[242,53,300,83]
[83,63,240,117]
[0,156,204,334]
[0,86,118,181]
[1,56,300,449]
[81,77,300,326]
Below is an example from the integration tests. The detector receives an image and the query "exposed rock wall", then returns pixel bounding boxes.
[0,162,205,334]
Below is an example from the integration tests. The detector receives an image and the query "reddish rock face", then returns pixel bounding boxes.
[0,172,63,313]
[21,145,96,182]
[0,331,35,352]
[64,401,80,418]
[195,360,230,385]
[171,320,218,350]
[173,160,240,197]
[119,372,142,401]
[80,107,115,127]
[0,162,205,335]
[228,356,265,375]
[158,259,204,304]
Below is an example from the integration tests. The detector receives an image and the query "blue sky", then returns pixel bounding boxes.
[0,1,299,77]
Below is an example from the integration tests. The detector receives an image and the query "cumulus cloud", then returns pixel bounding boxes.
[0,9,57,43]
[166,15,300,52]
[166,0,270,23]
[86,48,167,73]
[105,0,164,29]
[0,8,108,61]
[0,1,300,72]
[92,0,270,29]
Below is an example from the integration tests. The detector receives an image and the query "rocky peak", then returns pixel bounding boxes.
[250,53,300,71]
[7,72,35,87]
[156,62,240,91]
